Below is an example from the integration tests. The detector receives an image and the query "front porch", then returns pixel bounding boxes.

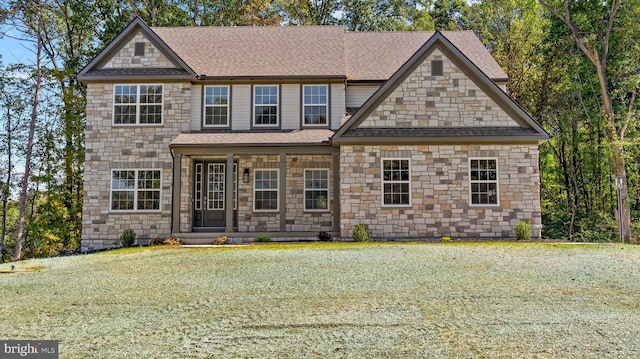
[170,135,341,240]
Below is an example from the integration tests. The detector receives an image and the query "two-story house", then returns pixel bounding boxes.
[78,18,549,250]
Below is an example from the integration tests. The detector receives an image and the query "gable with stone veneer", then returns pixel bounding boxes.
[102,31,177,69]
[358,48,519,129]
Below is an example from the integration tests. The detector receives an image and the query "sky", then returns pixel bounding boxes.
[0,26,36,66]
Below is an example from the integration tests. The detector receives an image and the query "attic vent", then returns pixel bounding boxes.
[134,42,145,56]
[431,60,443,76]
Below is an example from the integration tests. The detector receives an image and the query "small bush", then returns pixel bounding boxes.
[163,236,182,246]
[120,229,136,248]
[352,224,370,242]
[515,220,531,240]
[317,231,332,242]
[214,236,228,245]
[441,236,451,242]
[254,235,271,242]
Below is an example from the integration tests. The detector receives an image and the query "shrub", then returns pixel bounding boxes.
[163,236,182,246]
[254,235,271,242]
[352,224,370,242]
[317,231,332,242]
[515,220,531,240]
[441,236,451,242]
[214,236,228,245]
[120,229,136,247]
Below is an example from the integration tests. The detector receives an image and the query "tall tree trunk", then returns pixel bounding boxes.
[0,105,12,263]
[14,4,44,261]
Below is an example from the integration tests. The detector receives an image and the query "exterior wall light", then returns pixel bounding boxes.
[243,168,250,183]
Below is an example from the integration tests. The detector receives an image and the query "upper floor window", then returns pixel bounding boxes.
[303,85,328,126]
[204,86,229,127]
[111,169,161,211]
[113,84,163,125]
[254,85,278,126]
[382,158,411,206]
[469,158,499,205]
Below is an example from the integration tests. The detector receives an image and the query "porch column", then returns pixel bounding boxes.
[280,153,286,231]
[333,152,340,233]
[171,152,182,233]
[225,153,234,232]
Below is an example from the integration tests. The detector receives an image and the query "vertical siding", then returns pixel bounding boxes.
[331,83,345,130]
[190,84,202,131]
[232,84,251,131]
[281,84,300,130]
[345,85,380,108]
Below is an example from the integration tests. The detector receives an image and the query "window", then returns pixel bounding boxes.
[134,42,145,56]
[382,159,411,206]
[254,85,278,126]
[303,85,328,126]
[431,60,443,76]
[304,169,329,211]
[204,86,229,127]
[469,159,498,205]
[254,169,278,211]
[114,84,163,125]
[111,170,161,211]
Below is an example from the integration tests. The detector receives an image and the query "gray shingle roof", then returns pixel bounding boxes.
[171,129,334,147]
[152,26,346,78]
[342,127,541,137]
[150,26,506,81]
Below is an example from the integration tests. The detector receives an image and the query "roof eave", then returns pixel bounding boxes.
[78,74,195,82]
[331,135,549,146]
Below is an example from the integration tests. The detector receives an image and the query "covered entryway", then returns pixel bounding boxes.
[192,160,236,230]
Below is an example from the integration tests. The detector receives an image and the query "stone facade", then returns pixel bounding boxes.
[103,31,176,69]
[360,49,518,128]
[339,144,542,240]
[81,82,191,251]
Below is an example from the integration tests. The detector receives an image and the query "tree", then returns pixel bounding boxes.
[538,0,637,242]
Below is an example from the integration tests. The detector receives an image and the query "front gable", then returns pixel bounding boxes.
[77,17,195,81]
[333,32,549,144]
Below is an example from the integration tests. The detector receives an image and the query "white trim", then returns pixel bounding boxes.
[381,158,412,207]
[302,84,329,127]
[194,163,203,210]
[112,84,164,126]
[253,169,279,212]
[468,157,500,207]
[253,85,279,127]
[110,169,162,212]
[303,168,330,212]
[203,85,230,128]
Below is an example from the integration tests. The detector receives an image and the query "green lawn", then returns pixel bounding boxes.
[1,242,639,358]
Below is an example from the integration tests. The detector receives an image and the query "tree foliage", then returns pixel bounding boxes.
[0,0,639,260]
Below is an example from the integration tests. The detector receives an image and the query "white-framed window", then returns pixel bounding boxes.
[382,158,411,206]
[469,158,499,205]
[204,85,229,127]
[111,169,161,211]
[254,169,278,211]
[304,169,329,211]
[254,85,278,126]
[303,85,328,126]
[113,84,163,125]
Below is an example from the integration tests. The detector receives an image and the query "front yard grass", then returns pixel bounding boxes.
[1,242,639,358]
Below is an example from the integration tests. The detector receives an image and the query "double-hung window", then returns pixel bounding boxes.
[469,158,498,205]
[254,169,278,211]
[254,85,278,126]
[303,85,328,126]
[114,84,163,124]
[304,169,329,211]
[382,159,411,206]
[204,86,229,127]
[111,169,161,211]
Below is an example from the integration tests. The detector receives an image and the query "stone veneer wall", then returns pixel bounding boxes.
[339,144,542,240]
[82,82,191,251]
[103,31,176,69]
[236,155,281,232]
[359,49,518,128]
[284,154,333,232]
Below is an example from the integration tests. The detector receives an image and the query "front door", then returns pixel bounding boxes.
[193,161,236,229]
